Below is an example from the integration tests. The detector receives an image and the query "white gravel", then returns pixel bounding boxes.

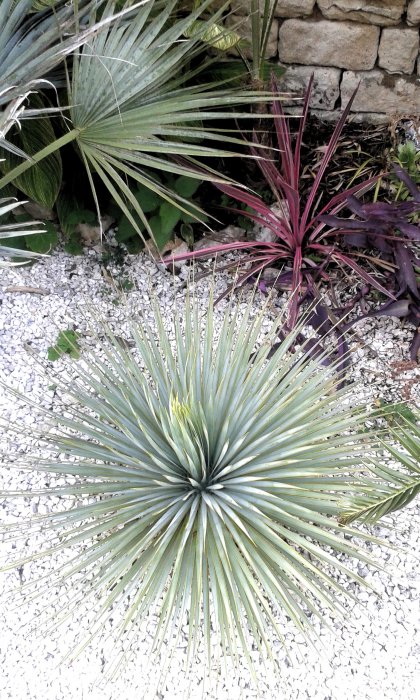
[0,247,419,700]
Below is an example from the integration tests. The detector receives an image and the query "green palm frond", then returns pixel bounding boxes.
[0,0,148,166]
[340,417,420,525]
[0,0,111,105]
[0,196,46,265]
[0,0,277,241]
[1,285,387,674]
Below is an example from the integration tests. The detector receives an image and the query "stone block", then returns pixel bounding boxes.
[226,15,279,58]
[408,0,420,25]
[318,0,406,26]
[274,0,316,16]
[278,19,380,70]
[278,65,341,109]
[341,70,420,114]
[379,27,419,74]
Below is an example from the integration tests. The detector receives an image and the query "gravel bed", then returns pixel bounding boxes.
[0,249,419,700]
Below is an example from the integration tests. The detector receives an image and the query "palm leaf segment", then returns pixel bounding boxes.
[0,197,46,265]
[340,416,420,525]
[2,289,384,671]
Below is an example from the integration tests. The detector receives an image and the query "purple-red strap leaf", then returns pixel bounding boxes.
[332,251,396,299]
[393,164,420,202]
[410,330,420,362]
[371,299,412,318]
[165,240,263,263]
[399,221,420,242]
[395,243,420,299]
[293,74,313,190]
[299,86,359,233]
[309,174,381,240]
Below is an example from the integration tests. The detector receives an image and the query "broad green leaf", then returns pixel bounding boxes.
[25,221,57,254]
[179,222,194,247]
[56,192,97,237]
[174,175,201,199]
[159,201,182,239]
[0,234,27,251]
[64,232,84,256]
[184,20,242,51]
[116,213,145,242]
[48,329,81,361]
[149,214,168,249]
[0,197,46,264]
[0,94,62,208]
[134,185,161,214]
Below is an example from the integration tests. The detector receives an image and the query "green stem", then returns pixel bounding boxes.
[0,128,80,191]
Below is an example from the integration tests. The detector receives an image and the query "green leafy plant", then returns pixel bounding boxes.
[116,174,205,251]
[0,0,94,106]
[23,219,57,254]
[340,415,420,525]
[47,328,81,361]
[390,141,420,201]
[0,197,47,265]
[0,0,276,244]
[1,92,63,209]
[1,287,390,675]
[0,0,150,212]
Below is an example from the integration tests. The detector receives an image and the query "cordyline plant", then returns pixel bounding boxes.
[1,284,391,676]
[169,78,420,360]
[168,76,390,326]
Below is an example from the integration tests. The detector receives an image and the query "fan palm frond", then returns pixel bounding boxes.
[0,0,277,240]
[340,416,420,525]
[0,0,118,106]
[0,0,148,170]
[1,284,388,674]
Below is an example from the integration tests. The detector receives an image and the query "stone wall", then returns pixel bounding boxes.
[226,1,420,121]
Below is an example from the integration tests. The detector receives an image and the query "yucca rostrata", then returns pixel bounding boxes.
[1,286,386,676]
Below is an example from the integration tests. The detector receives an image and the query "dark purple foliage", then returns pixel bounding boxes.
[322,165,420,360]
